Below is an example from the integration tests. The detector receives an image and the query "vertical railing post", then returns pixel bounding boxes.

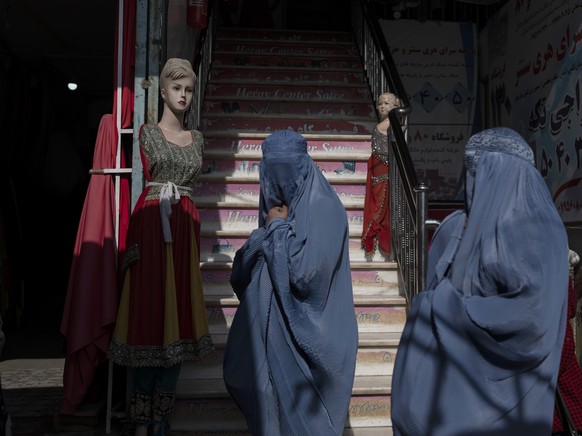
[415,182,429,298]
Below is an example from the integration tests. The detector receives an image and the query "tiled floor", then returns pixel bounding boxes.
[0,315,128,436]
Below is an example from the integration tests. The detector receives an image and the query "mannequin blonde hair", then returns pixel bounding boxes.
[377,92,402,109]
[160,58,196,90]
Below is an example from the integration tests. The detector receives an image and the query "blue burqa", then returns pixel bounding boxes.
[391,128,569,435]
[223,130,359,435]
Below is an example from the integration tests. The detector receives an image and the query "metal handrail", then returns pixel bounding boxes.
[188,0,219,131]
[351,0,430,305]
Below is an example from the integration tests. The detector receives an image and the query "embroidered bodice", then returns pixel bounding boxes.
[371,126,389,166]
[140,124,204,201]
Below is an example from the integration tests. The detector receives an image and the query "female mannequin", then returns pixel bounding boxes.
[361,92,401,260]
[109,58,214,436]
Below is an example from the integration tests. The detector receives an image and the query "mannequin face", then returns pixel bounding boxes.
[160,77,195,112]
[377,93,399,120]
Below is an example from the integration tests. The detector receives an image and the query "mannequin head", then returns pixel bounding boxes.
[377,92,402,120]
[160,58,196,93]
[159,58,196,113]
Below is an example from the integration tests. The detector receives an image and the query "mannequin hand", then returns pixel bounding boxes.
[266,205,288,224]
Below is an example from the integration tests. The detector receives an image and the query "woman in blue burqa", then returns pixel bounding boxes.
[391,127,569,435]
[223,130,359,435]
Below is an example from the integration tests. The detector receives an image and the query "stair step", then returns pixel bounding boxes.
[170,393,391,434]
[198,159,367,180]
[204,291,403,305]
[203,111,373,124]
[178,345,397,380]
[204,331,402,350]
[171,428,393,436]
[204,82,371,102]
[200,264,400,299]
[174,376,392,399]
[198,236,393,263]
[203,137,372,160]
[200,228,374,238]
[200,260,396,271]
[209,68,367,85]
[196,199,364,210]
[204,98,374,117]
[197,208,366,232]
[202,270,400,301]
[214,40,360,57]
[217,28,354,43]
[205,305,405,336]
[204,293,405,308]
[201,117,375,135]
[212,53,363,70]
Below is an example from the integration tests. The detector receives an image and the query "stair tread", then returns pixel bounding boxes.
[212,54,363,70]
[200,110,373,120]
[216,35,355,45]
[202,149,371,161]
[196,200,364,210]
[172,429,392,436]
[205,330,401,348]
[203,131,371,140]
[199,173,366,183]
[204,293,405,307]
[201,229,368,237]
[175,374,392,398]
[200,260,397,270]
[211,64,366,73]
[217,27,353,41]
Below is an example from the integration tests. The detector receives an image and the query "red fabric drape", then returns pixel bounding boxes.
[59,115,119,414]
[59,0,134,414]
[113,0,136,130]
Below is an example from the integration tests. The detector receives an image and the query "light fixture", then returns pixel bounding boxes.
[67,43,78,91]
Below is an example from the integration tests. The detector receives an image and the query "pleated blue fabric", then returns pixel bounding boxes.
[391,127,569,436]
[223,130,359,435]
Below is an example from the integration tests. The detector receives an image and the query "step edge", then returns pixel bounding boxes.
[200,261,397,270]
[202,111,373,120]
[175,374,392,398]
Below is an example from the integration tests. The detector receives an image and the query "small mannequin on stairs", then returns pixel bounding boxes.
[361,92,402,261]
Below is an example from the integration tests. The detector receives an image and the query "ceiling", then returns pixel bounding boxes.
[0,0,118,98]
[0,0,508,100]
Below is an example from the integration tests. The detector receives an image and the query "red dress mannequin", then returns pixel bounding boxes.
[361,93,401,260]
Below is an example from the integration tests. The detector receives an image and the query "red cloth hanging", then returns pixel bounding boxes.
[59,0,134,414]
[113,0,136,130]
[59,114,119,414]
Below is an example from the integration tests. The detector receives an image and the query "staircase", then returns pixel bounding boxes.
[170,26,406,435]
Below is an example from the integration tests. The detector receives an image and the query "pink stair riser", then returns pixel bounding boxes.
[200,240,370,264]
[204,83,371,101]
[201,269,397,292]
[199,209,365,230]
[214,40,358,57]
[217,28,354,43]
[204,99,375,117]
[194,183,366,203]
[203,137,372,155]
[201,118,375,135]
[210,68,366,85]
[211,53,363,69]
[198,159,367,177]
[205,306,406,332]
